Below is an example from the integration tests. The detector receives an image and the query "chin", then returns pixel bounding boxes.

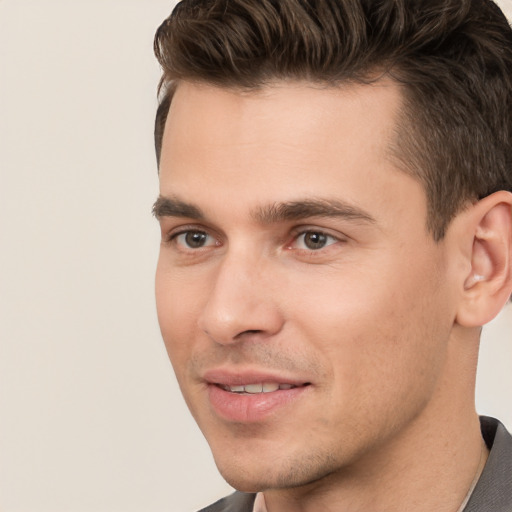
[214,450,341,493]
[213,456,272,492]
[215,466,265,493]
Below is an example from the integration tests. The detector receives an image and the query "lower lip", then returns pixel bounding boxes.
[207,384,309,423]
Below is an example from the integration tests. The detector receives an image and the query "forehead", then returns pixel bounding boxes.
[158,80,424,227]
[161,79,401,165]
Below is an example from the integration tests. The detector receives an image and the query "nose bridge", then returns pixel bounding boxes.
[198,247,283,344]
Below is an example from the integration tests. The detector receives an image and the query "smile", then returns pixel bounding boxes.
[219,383,301,394]
[208,381,311,422]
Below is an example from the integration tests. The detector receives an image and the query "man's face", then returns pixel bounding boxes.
[155,81,459,491]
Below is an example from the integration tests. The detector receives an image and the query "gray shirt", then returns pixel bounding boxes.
[464,416,512,512]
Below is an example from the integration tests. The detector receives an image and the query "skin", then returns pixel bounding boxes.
[155,80,493,511]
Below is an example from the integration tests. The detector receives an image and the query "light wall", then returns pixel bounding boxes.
[0,1,510,511]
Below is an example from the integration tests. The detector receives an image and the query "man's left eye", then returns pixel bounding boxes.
[292,231,338,250]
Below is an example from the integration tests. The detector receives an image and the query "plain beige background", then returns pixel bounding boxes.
[0,1,510,511]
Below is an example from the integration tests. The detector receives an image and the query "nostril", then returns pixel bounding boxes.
[234,329,264,340]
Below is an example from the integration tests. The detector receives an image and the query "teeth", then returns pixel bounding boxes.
[262,383,280,393]
[244,383,263,393]
[222,383,298,394]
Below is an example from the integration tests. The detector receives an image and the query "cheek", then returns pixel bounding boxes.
[155,261,203,367]
[289,253,451,407]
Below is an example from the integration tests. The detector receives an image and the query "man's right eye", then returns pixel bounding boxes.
[173,230,216,249]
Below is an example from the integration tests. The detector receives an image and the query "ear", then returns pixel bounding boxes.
[455,191,512,327]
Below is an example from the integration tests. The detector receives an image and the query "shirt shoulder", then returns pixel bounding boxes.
[198,491,257,512]
[464,416,512,512]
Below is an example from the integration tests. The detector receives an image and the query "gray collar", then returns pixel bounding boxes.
[463,416,512,512]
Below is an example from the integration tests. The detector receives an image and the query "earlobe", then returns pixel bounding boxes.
[456,191,512,327]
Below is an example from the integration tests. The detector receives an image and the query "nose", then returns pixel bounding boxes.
[197,252,285,345]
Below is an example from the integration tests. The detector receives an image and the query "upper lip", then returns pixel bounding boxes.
[202,367,310,387]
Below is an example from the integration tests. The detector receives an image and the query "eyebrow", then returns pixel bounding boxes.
[152,195,205,220]
[253,199,376,225]
[152,195,376,225]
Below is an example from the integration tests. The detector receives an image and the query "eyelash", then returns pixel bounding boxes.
[287,229,340,251]
[165,227,218,249]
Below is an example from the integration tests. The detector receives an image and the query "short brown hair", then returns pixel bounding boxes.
[154,0,512,240]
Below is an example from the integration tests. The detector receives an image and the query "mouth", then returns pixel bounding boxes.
[204,371,312,422]
[217,382,309,394]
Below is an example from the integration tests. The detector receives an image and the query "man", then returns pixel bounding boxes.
[152,0,512,510]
